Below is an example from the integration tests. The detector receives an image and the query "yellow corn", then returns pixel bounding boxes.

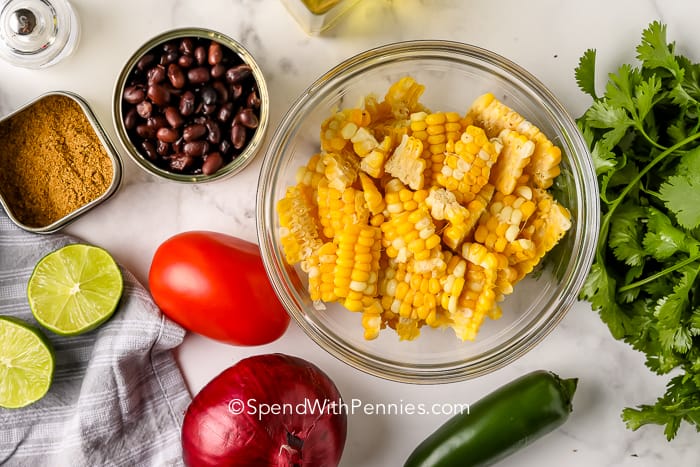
[381,203,440,263]
[295,153,326,190]
[473,186,537,255]
[359,172,386,215]
[321,150,360,191]
[436,125,501,204]
[333,224,381,307]
[320,108,368,153]
[360,136,392,179]
[350,126,380,157]
[451,243,499,341]
[466,92,562,189]
[277,184,324,266]
[489,129,535,195]
[514,188,572,280]
[384,134,427,190]
[361,299,384,340]
[307,241,338,305]
[384,76,426,120]
[439,251,468,314]
[316,179,369,240]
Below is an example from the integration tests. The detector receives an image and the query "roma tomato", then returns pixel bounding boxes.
[148,231,290,346]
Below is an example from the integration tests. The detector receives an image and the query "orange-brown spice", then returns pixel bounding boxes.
[0,94,114,228]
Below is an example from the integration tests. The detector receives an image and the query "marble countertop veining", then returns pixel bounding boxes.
[2,0,700,466]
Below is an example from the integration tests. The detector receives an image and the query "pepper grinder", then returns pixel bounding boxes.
[0,0,80,68]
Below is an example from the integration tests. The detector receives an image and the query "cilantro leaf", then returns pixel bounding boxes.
[609,203,646,266]
[636,21,681,80]
[642,207,695,259]
[658,147,700,229]
[575,48,598,99]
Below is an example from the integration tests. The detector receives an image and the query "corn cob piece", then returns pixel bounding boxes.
[277,184,324,267]
[451,243,499,341]
[362,93,393,126]
[380,204,441,262]
[359,172,386,215]
[473,186,537,256]
[320,108,371,153]
[465,92,561,189]
[384,76,426,120]
[295,153,326,190]
[316,179,369,240]
[360,135,392,179]
[439,251,468,315]
[332,224,382,308]
[350,126,380,157]
[307,241,338,307]
[361,298,384,340]
[321,150,360,191]
[384,134,427,190]
[514,188,572,280]
[425,185,493,251]
[489,129,535,195]
[436,125,502,204]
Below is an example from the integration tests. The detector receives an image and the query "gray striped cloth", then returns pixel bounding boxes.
[0,211,191,466]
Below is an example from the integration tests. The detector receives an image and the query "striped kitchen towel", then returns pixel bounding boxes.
[0,211,191,466]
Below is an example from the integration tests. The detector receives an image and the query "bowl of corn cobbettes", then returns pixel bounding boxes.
[256,40,599,383]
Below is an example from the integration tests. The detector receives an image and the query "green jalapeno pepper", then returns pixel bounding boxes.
[404,370,578,467]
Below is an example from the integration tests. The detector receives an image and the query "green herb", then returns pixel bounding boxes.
[576,21,700,440]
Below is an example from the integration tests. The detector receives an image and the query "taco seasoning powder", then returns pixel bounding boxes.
[0,94,113,228]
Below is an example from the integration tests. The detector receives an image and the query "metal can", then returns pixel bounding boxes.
[0,91,123,233]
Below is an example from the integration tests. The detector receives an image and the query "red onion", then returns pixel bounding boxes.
[182,353,347,466]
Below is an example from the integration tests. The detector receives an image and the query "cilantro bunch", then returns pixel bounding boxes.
[576,21,700,440]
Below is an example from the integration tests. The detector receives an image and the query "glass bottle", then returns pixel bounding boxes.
[0,0,80,68]
[280,0,362,35]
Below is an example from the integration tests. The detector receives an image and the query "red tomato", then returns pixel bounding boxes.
[148,231,290,346]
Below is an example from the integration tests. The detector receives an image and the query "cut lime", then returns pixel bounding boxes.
[27,244,124,336]
[0,316,55,409]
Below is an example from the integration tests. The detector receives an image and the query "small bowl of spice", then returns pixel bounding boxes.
[112,28,269,183]
[0,91,122,233]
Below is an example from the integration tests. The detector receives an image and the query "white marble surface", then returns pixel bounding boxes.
[2,0,700,465]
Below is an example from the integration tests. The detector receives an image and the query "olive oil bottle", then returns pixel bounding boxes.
[281,0,362,34]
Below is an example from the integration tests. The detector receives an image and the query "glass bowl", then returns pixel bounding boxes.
[256,40,599,383]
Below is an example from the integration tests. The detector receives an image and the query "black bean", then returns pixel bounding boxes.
[187,67,210,85]
[147,65,166,85]
[123,85,145,104]
[136,53,155,71]
[200,86,217,106]
[211,64,226,79]
[202,152,223,175]
[247,89,261,109]
[147,84,170,106]
[194,46,207,65]
[124,107,139,130]
[206,119,221,144]
[136,100,153,118]
[136,124,156,139]
[157,140,170,156]
[237,108,259,129]
[231,83,243,100]
[157,127,179,143]
[217,102,234,122]
[179,91,196,116]
[183,123,207,142]
[219,139,231,155]
[231,122,246,149]
[178,55,194,68]
[169,153,195,172]
[142,141,158,160]
[208,42,223,66]
[180,38,194,55]
[167,63,186,89]
[164,106,184,128]
[184,141,209,157]
[225,64,252,84]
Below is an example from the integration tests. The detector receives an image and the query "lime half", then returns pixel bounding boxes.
[27,244,124,336]
[0,316,55,409]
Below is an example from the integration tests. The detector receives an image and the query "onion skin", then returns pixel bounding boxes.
[182,353,347,466]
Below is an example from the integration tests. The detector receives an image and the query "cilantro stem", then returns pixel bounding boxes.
[618,253,700,292]
[597,132,700,257]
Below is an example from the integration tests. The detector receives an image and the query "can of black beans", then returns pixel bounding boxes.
[112,28,269,183]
